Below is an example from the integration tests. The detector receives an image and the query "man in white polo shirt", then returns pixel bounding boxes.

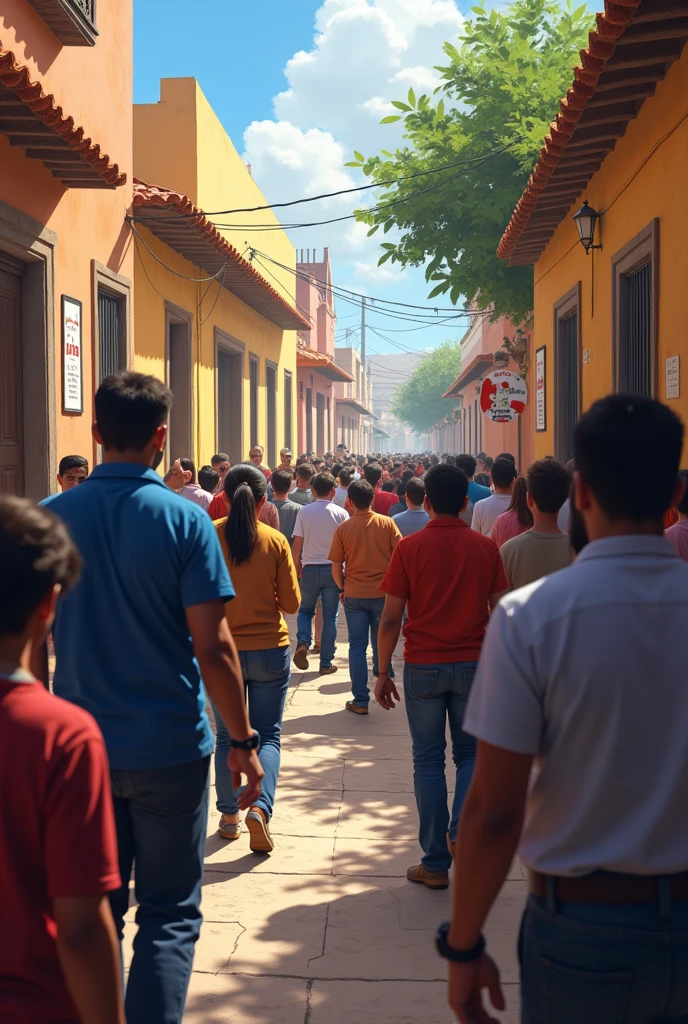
[437,395,688,1024]
[291,472,348,676]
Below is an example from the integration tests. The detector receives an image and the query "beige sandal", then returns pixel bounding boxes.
[218,815,241,840]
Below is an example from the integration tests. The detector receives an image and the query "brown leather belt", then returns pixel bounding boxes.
[529,869,688,904]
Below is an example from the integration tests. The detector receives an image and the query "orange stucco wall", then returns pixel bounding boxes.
[0,0,133,485]
[531,45,688,459]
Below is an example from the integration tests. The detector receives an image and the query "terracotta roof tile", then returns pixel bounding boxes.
[296,338,355,382]
[132,179,311,332]
[0,47,126,187]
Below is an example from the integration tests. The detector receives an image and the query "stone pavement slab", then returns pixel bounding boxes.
[308,979,521,1024]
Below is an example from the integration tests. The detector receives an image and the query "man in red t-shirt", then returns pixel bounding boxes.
[0,496,124,1024]
[375,464,508,890]
[363,462,398,516]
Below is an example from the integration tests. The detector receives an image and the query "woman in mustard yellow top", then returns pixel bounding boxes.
[211,465,300,853]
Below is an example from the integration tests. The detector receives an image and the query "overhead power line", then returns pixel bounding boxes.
[186,138,523,217]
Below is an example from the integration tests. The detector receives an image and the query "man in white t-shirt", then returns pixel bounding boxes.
[333,467,353,508]
[470,457,517,536]
[292,473,348,675]
[438,395,688,1024]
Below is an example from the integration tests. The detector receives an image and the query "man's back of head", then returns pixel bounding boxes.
[424,465,468,517]
[198,465,219,494]
[271,469,294,497]
[575,394,683,527]
[456,454,476,481]
[405,478,426,508]
[526,459,571,517]
[296,463,315,487]
[491,458,518,493]
[338,468,354,489]
[312,472,336,499]
[363,463,382,489]
[95,372,173,453]
[348,479,375,511]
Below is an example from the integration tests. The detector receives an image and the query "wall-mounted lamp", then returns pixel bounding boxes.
[573,200,602,254]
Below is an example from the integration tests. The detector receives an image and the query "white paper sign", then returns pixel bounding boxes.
[62,296,83,414]
[666,355,680,400]
[535,347,546,431]
[480,369,528,424]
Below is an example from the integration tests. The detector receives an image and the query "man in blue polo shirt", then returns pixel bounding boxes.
[41,372,263,1024]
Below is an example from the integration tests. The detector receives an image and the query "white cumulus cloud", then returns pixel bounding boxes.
[241,0,464,298]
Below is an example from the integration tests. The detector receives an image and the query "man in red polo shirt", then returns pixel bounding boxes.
[375,464,508,890]
[363,462,398,516]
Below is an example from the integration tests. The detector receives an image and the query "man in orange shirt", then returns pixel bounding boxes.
[328,480,401,715]
[374,464,508,890]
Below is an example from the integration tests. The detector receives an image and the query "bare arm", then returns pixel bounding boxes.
[186,600,250,741]
[449,741,532,949]
[186,600,264,807]
[54,895,125,1024]
[374,595,405,709]
[330,561,345,592]
[291,535,304,576]
[276,546,301,615]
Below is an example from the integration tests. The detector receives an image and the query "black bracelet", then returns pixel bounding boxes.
[435,922,485,963]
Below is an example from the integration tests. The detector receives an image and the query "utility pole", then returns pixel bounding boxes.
[360,296,366,372]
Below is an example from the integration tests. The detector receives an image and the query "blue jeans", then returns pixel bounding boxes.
[403,660,477,872]
[520,893,688,1023]
[211,647,290,819]
[296,564,339,667]
[344,596,393,706]
[109,756,210,1024]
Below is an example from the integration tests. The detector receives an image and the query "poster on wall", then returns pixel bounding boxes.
[480,369,528,423]
[62,296,83,414]
[535,346,546,431]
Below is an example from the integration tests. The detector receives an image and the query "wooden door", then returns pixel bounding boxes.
[0,263,24,495]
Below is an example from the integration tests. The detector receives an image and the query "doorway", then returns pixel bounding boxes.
[0,259,24,494]
[166,307,192,462]
[216,330,244,464]
[266,363,277,468]
[306,387,313,453]
[316,392,325,456]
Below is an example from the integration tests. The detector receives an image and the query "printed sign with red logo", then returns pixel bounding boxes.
[480,370,527,423]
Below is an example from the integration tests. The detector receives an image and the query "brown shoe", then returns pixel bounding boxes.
[319,665,337,675]
[246,806,274,854]
[345,700,369,715]
[406,863,449,890]
[293,643,309,671]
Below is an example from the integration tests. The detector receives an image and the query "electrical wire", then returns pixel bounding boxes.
[186,138,523,217]
[127,220,228,283]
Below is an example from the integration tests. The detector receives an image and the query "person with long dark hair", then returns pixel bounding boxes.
[212,465,300,853]
[491,476,534,548]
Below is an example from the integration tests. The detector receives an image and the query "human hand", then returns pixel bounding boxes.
[375,673,400,710]
[448,954,505,1024]
[227,749,265,809]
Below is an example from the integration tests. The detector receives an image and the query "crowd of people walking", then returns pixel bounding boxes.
[2,369,688,1024]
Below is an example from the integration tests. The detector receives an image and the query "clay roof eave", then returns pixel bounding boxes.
[442,353,495,398]
[296,342,355,382]
[337,397,377,418]
[132,179,311,332]
[0,47,126,188]
[498,0,688,266]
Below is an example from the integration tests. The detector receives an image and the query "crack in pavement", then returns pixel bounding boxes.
[306,902,331,968]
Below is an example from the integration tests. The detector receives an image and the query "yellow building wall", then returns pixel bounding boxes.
[532,47,688,459]
[134,79,297,464]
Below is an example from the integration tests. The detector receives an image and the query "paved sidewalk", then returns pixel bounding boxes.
[126,616,525,1022]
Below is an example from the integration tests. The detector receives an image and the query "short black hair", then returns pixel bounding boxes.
[271,469,293,495]
[456,454,476,478]
[211,453,229,466]
[424,464,468,517]
[406,477,425,507]
[491,457,518,489]
[296,463,314,483]
[496,452,516,465]
[363,463,382,488]
[401,469,414,484]
[95,372,172,452]
[312,472,336,498]
[527,459,571,515]
[180,458,197,483]
[198,465,220,493]
[338,468,354,488]
[381,481,395,493]
[474,473,490,487]
[348,479,375,510]
[0,496,81,636]
[677,470,688,516]
[58,455,88,476]
[574,394,683,521]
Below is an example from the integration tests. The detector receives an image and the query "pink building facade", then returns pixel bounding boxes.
[296,249,355,456]
[431,306,534,470]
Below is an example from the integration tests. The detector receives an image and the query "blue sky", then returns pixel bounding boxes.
[133,0,478,362]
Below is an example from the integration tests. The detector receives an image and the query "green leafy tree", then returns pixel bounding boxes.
[348,0,592,323]
[390,341,462,434]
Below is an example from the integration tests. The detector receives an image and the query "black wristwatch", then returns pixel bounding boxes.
[338,588,345,594]
[229,730,260,751]
[435,922,485,963]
